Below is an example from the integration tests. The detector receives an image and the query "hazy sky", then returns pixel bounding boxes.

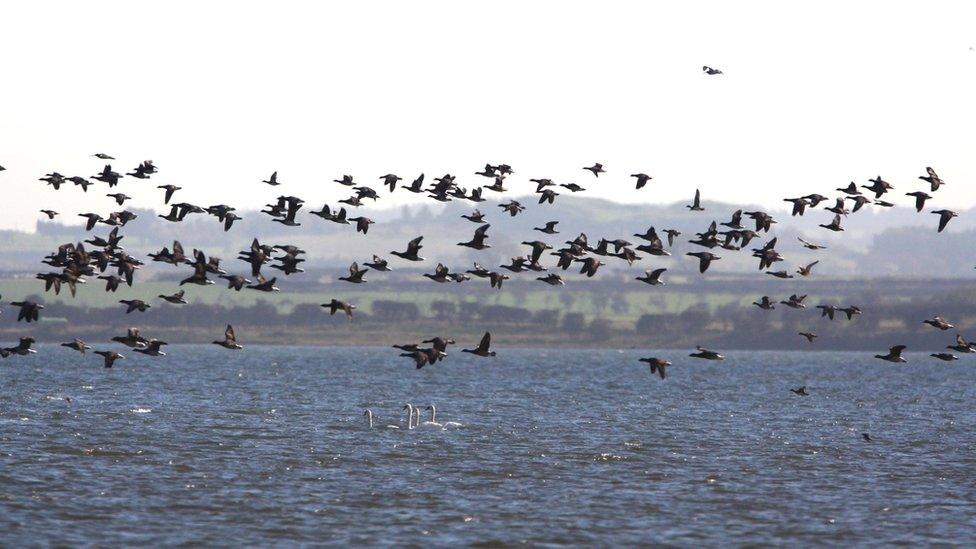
[0,1,973,231]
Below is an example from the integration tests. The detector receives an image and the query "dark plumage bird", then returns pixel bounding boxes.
[686,189,704,211]
[947,334,975,354]
[10,300,43,322]
[348,216,374,234]
[932,209,957,232]
[363,255,391,272]
[0,337,36,358]
[423,263,452,283]
[862,176,893,198]
[262,171,279,186]
[780,294,807,309]
[560,183,586,192]
[339,262,368,283]
[213,325,243,350]
[790,387,809,396]
[462,332,495,357]
[458,224,491,250]
[379,173,401,191]
[636,268,667,286]
[322,299,355,319]
[923,316,954,331]
[158,185,181,204]
[836,182,861,196]
[220,274,251,291]
[689,346,724,360]
[874,345,907,363]
[489,271,509,289]
[534,221,559,234]
[797,237,826,250]
[106,192,132,206]
[931,352,958,361]
[246,274,279,292]
[919,167,945,192]
[120,299,151,313]
[686,251,720,273]
[94,350,125,368]
[400,348,445,369]
[61,338,92,354]
[134,340,168,357]
[583,163,605,177]
[462,210,486,223]
[159,290,187,304]
[702,65,723,75]
[40,209,58,219]
[753,296,775,310]
[862,433,872,442]
[796,261,819,277]
[798,332,818,343]
[537,273,564,286]
[631,173,652,189]
[819,214,844,232]
[906,191,931,212]
[640,357,671,379]
[391,236,425,261]
[499,201,525,217]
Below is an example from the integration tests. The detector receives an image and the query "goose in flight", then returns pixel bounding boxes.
[686,189,704,211]
[836,182,861,196]
[120,299,151,313]
[796,261,819,277]
[159,290,187,304]
[106,192,132,206]
[537,273,564,286]
[322,299,355,319]
[379,173,402,191]
[94,350,124,368]
[363,255,391,272]
[947,334,976,354]
[798,332,818,343]
[0,337,36,358]
[690,346,724,360]
[11,300,43,322]
[932,209,957,232]
[400,348,445,369]
[790,387,810,396]
[862,176,893,198]
[919,167,945,192]
[92,153,115,160]
[61,338,92,354]
[391,236,425,261]
[922,316,953,331]
[40,209,58,219]
[702,65,723,75]
[819,214,844,232]
[158,185,181,204]
[797,237,826,250]
[686,251,720,273]
[535,221,559,234]
[461,209,486,223]
[261,171,279,186]
[753,296,775,310]
[780,294,807,309]
[458,224,491,250]
[213,325,243,349]
[134,340,168,357]
[462,332,495,357]
[246,274,279,292]
[339,262,368,283]
[639,357,671,379]
[631,173,652,189]
[906,191,931,212]
[111,328,148,348]
[583,163,605,177]
[931,352,958,361]
[875,345,907,363]
[636,268,667,286]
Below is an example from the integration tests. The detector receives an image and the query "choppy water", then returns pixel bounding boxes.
[1,346,975,545]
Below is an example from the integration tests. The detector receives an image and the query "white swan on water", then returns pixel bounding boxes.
[425,405,462,428]
[363,409,399,429]
[403,404,419,430]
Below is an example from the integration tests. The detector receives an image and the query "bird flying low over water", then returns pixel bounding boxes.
[461,332,495,357]
[213,325,243,349]
[640,357,671,379]
[690,346,724,360]
[322,299,355,319]
[790,387,809,396]
[875,345,907,363]
[94,350,124,368]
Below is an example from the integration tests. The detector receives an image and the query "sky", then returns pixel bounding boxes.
[0,1,973,231]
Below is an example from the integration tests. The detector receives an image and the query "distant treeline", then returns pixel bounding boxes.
[4,288,976,351]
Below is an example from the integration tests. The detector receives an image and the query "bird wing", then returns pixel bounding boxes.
[225,325,235,342]
[479,331,491,352]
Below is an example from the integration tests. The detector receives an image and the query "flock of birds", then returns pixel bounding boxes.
[0,65,968,387]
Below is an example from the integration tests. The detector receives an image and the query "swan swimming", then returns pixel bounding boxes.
[363,409,399,429]
[425,405,462,428]
[403,404,418,430]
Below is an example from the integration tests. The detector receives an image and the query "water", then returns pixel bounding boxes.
[1,346,974,545]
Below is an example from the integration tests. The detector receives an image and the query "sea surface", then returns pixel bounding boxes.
[1,346,975,546]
